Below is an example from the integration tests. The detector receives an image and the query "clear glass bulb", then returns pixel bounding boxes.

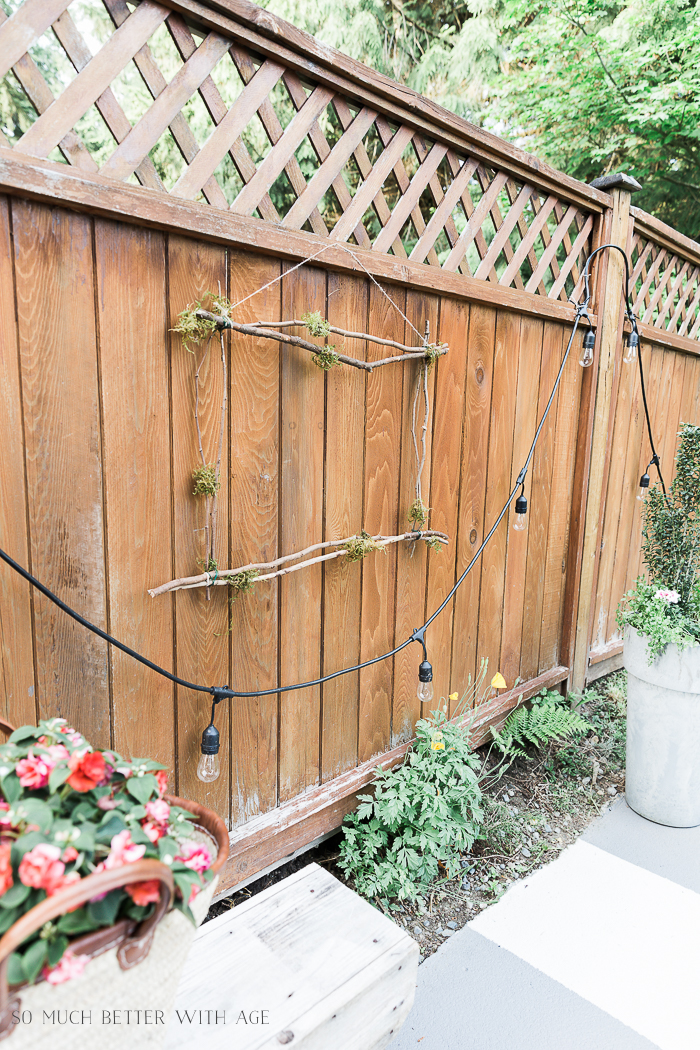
[513,512,527,531]
[417,680,434,704]
[196,752,220,783]
[579,345,594,368]
[623,342,637,364]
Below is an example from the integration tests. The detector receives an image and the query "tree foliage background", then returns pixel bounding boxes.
[263,0,700,238]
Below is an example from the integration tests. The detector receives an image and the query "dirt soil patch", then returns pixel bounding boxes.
[207,671,627,962]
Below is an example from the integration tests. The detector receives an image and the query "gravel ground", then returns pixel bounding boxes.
[207,671,627,962]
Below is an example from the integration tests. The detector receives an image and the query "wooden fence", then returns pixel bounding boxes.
[0,0,698,893]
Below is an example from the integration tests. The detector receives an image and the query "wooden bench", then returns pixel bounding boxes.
[164,863,419,1050]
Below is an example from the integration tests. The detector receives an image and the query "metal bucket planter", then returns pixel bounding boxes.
[0,795,229,1048]
[624,625,700,827]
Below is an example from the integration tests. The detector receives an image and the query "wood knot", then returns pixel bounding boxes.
[475,366,485,385]
[470,528,478,545]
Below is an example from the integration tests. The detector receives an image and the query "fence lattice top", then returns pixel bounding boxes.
[0,0,596,302]
[629,215,700,343]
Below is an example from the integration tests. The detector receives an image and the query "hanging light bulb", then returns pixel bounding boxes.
[513,487,527,531]
[579,327,595,368]
[637,471,651,501]
[623,327,639,364]
[417,660,434,704]
[197,721,220,782]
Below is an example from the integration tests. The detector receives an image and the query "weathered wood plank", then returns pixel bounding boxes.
[166,864,418,1050]
[278,265,325,800]
[0,196,36,727]
[0,0,72,79]
[425,296,469,710]
[169,236,230,822]
[321,271,367,781]
[358,282,404,754]
[499,315,542,686]
[229,252,281,826]
[95,218,175,766]
[13,200,109,744]
[450,304,496,700]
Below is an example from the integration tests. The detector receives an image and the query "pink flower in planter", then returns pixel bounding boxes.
[61,846,79,863]
[103,830,146,869]
[176,841,212,874]
[156,770,169,796]
[188,883,200,905]
[145,799,170,826]
[42,743,70,764]
[124,878,161,907]
[0,802,12,829]
[43,950,89,985]
[654,588,680,603]
[16,751,52,789]
[141,821,165,844]
[0,841,13,896]
[18,843,64,890]
[96,794,119,811]
[46,869,81,899]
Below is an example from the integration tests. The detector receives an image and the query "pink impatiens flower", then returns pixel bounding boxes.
[15,751,52,789]
[655,588,680,604]
[0,841,13,896]
[145,799,170,826]
[176,841,212,874]
[103,830,146,870]
[18,843,64,890]
[43,950,89,985]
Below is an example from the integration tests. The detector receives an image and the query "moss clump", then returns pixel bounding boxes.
[408,499,428,530]
[425,536,444,553]
[192,464,220,497]
[344,531,384,562]
[312,346,341,371]
[302,311,331,338]
[172,300,217,352]
[227,569,259,601]
[424,342,448,371]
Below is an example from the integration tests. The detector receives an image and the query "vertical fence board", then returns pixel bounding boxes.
[278,265,325,800]
[539,333,583,671]
[169,236,230,817]
[321,271,367,781]
[95,219,174,767]
[477,309,521,680]
[426,297,469,712]
[520,322,563,683]
[450,304,495,701]
[359,282,403,756]
[394,291,438,725]
[499,315,542,686]
[0,196,36,726]
[229,252,281,825]
[13,200,109,744]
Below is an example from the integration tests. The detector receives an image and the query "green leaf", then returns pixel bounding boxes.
[88,888,123,927]
[15,797,53,833]
[0,882,30,909]
[1,772,21,804]
[8,726,38,745]
[48,762,71,793]
[7,952,24,987]
[21,939,48,985]
[126,774,158,804]
[11,830,44,865]
[0,906,18,934]
[47,935,69,968]
[57,907,98,936]
[94,813,128,844]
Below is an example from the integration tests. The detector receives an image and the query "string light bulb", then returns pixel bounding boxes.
[417,659,434,704]
[624,327,639,364]
[637,470,651,501]
[579,327,595,367]
[513,487,528,531]
[197,721,220,782]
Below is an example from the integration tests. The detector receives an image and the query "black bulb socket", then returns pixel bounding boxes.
[639,472,650,489]
[201,723,220,755]
[627,329,640,351]
[582,328,596,350]
[515,494,528,515]
[418,660,433,683]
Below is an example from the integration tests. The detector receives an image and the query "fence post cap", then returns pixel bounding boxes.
[589,172,642,192]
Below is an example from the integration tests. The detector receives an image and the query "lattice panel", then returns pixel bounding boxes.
[0,0,593,301]
[629,229,700,340]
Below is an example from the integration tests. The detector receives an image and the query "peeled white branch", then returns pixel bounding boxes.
[149,530,449,597]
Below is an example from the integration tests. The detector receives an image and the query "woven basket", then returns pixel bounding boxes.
[0,788,229,1049]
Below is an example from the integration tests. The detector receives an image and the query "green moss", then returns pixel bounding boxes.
[192,464,220,497]
[311,345,341,370]
[344,531,384,562]
[408,499,428,530]
[302,311,331,338]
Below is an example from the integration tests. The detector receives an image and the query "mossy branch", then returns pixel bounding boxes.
[149,530,449,597]
[194,310,447,372]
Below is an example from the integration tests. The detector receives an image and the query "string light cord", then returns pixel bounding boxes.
[578,243,666,495]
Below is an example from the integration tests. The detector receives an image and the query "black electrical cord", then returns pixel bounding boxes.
[0,243,665,710]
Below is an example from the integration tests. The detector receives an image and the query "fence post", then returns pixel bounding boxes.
[569,173,642,692]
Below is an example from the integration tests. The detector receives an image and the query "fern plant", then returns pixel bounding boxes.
[490,689,590,767]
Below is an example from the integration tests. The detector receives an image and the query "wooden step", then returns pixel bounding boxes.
[164,863,419,1050]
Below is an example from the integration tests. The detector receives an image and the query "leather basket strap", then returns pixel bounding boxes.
[0,720,15,739]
